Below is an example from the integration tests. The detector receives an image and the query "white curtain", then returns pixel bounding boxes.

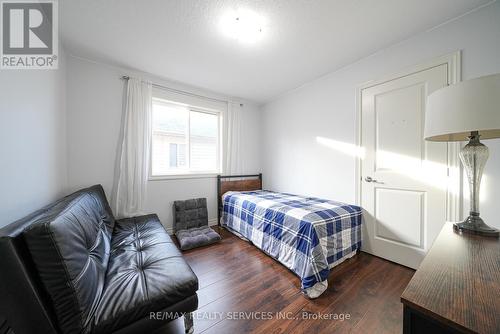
[113,78,152,218]
[223,102,242,174]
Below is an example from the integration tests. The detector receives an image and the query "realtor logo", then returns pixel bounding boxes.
[1,0,58,69]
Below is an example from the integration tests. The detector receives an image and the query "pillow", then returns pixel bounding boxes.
[176,226,221,250]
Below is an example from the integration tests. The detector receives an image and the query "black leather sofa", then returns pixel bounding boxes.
[0,185,198,334]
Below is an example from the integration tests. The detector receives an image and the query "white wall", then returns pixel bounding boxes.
[66,56,261,231]
[0,47,67,227]
[262,2,500,228]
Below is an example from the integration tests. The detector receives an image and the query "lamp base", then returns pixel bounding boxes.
[453,215,499,237]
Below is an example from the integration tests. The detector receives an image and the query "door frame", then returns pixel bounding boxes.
[355,51,462,222]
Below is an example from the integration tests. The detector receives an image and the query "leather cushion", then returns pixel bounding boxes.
[92,214,198,333]
[173,198,208,231]
[22,185,115,334]
[176,227,221,250]
[112,295,198,334]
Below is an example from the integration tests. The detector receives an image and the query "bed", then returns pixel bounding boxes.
[217,174,362,298]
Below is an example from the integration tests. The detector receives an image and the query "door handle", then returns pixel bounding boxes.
[365,176,383,184]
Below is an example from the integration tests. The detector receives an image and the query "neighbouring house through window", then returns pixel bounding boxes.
[151,97,222,177]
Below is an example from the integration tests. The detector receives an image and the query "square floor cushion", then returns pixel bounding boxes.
[173,198,221,250]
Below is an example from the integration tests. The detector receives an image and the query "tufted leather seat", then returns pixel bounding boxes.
[0,185,198,334]
[93,215,198,333]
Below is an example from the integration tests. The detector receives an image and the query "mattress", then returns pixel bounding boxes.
[221,190,362,298]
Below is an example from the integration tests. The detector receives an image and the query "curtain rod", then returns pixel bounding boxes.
[121,75,229,105]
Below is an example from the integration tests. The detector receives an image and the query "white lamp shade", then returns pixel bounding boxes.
[424,73,500,142]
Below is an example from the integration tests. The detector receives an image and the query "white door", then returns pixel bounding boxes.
[360,64,450,269]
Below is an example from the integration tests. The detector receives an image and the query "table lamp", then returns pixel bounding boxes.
[425,73,500,236]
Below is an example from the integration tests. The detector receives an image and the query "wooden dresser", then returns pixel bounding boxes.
[401,222,499,333]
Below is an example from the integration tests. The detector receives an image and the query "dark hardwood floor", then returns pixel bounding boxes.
[156,227,415,334]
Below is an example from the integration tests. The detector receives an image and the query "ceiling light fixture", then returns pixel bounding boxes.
[219,8,265,44]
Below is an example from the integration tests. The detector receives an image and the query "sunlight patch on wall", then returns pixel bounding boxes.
[316,136,366,159]
[316,136,462,195]
[376,150,461,195]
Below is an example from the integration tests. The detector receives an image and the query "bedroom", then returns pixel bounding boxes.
[0,0,499,333]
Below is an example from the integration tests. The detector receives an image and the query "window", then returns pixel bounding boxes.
[168,143,186,168]
[151,98,221,177]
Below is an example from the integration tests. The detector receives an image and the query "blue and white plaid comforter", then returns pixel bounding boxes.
[222,190,362,295]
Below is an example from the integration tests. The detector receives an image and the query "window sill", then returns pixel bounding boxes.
[148,173,220,181]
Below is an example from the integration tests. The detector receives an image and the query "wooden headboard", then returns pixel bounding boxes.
[217,173,262,225]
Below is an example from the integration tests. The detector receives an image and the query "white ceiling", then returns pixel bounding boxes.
[60,0,493,103]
